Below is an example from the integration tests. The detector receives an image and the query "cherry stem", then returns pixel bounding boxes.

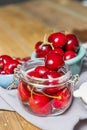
[27,85,34,98]
[64,30,70,35]
[42,91,61,99]
[43,33,47,44]
[27,85,61,99]
[39,33,47,49]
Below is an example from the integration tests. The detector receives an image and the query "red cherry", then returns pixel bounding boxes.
[52,87,71,109]
[65,34,79,52]
[64,50,76,60]
[0,70,6,74]
[45,53,64,70]
[42,70,62,79]
[0,55,13,65]
[13,57,22,64]
[28,70,40,78]
[34,65,48,77]
[29,93,52,115]
[4,59,19,74]
[50,48,64,56]
[43,87,61,95]
[0,55,20,74]
[18,81,30,102]
[43,71,63,95]
[36,44,52,58]
[48,32,67,48]
[35,41,43,50]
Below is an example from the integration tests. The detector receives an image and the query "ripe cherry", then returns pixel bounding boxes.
[34,65,48,77]
[0,70,6,74]
[29,93,52,115]
[36,44,52,58]
[48,32,67,48]
[0,55,20,74]
[4,59,19,74]
[35,41,43,50]
[13,57,22,64]
[42,70,62,79]
[43,71,63,95]
[45,53,64,70]
[65,34,79,52]
[0,55,13,65]
[52,87,71,109]
[18,81,30,102]
[43,87,61,95]
[28,70,40,78]
[64,50,76,60]
[50,48,64,56]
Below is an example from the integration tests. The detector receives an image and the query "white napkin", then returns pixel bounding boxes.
[0,44,87,130]
[0,97,13,111]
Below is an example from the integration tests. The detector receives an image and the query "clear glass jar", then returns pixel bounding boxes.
[16,59,78,117]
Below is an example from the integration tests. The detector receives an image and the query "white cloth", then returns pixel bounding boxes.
[0,44,87,130]
[0,88,87,130]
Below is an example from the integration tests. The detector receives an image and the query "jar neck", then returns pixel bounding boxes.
[18,60,72,89]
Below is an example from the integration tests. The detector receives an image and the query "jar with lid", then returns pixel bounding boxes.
[15,59,78,117]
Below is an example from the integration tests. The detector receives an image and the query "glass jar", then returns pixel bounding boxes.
[16,59,78,117]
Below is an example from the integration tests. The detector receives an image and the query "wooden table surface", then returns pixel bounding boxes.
[0,0,87,130]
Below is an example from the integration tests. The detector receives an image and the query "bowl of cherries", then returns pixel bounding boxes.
[17,53,79,116]
[31,32,86,75]
[0,55,31,89]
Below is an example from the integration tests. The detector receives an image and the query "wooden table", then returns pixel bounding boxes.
[0,0,87,130]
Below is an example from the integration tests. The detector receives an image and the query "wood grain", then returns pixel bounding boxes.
[19,0,87,31]
[0,111,22,130]
[0,5,49,51]
[16,113,40,130]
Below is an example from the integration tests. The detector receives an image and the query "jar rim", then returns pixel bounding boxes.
[19,59,71,84]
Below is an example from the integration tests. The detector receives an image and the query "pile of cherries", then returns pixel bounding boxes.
[35,32,80,60]
[18,44,72,116]
[0,55,30,74]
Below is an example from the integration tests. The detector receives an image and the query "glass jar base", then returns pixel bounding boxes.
[19,98,72,117]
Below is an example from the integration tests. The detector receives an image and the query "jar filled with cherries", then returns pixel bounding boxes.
[17,51,79,116]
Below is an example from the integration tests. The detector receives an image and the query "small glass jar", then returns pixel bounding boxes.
[16,59,78,117]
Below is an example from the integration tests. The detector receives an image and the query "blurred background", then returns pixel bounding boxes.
[0,0,87,6]
[0,0,28,5]
[0,0,87,46]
